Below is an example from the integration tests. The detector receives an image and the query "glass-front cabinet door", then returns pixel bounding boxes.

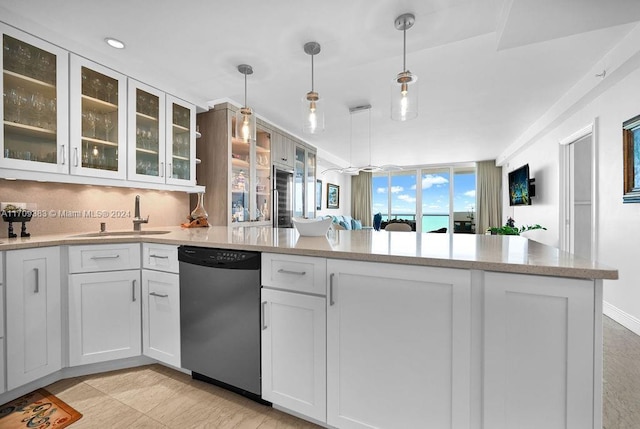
[231,116,251,223]
[69,55,126,179]
[293,145,305,218]
[255,127,271,223]
[1,23,69,173]
[127,80,165,183]
[306,150,316,219]
[166,95,195,186]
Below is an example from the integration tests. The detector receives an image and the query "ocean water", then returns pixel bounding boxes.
[384,215,449,232]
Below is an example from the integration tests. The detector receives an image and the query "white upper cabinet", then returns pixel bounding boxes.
[0,23,69,174]
[69,54,127,179]
[127,79,166,183]
[165,95,196,186]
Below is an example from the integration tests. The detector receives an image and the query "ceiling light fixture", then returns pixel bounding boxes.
[236,64,256,143]
[391,13,418,121]
[302,41,324,134]
[322,105,402,174]
[104,37,125,49]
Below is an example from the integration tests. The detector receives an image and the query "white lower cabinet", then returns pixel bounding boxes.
[141,269,180,367]
[483,272,597,429]
[6,247,61,390]
[68,270,141,365]
[326,259,472,429]
[261,288,326,422]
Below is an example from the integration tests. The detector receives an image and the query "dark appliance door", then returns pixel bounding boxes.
[273,167,293,228]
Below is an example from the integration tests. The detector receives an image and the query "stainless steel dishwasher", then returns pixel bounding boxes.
[178,245,263,401]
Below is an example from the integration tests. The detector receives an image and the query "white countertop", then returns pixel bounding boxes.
[0,226,618,280]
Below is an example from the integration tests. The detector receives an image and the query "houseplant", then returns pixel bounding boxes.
[487,217,546,235]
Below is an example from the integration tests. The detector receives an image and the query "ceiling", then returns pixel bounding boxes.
[2,0,640,168]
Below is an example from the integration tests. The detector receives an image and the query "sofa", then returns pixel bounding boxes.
[327,215,365,230]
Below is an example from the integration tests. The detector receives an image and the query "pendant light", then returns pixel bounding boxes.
[302,42,324,134]
[235,64,256,143]
[391,13,418,121]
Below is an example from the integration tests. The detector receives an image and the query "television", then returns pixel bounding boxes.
[508,164,533,206]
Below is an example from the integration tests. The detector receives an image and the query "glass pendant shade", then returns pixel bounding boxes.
[235,106,256,142]
[391,71,418,121]
[301,91,325,134]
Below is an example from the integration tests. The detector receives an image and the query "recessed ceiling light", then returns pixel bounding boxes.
[104,37,125,49]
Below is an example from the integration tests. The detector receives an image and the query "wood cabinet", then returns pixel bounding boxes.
[326,259,472,429]
[261,253,327,422]
[141,243,180,367]
[69,54,127,179]
[272,131,294,170]
[68,244,141,366]
[483,272,598,429]
[0,23,69,174]
[6,247,61,390]
[196,103,271,226]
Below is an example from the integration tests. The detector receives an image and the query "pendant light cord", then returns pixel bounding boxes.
[244,72,248,107]
[402,25,407,72]
[311,54,315,92]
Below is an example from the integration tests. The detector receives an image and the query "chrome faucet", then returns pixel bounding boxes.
[132,195,149,231]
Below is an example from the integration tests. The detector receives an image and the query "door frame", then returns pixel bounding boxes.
[558,119,598,258]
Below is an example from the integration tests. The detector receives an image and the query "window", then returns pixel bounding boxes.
[373,165,476,233]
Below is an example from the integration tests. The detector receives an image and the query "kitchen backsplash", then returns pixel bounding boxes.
[0,180,190,237]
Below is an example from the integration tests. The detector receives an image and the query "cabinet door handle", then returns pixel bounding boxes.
[168,163,172,178]
[261,301,268,330]
[61,145,66,165]
[329,273,335,306]
[74,147,79,167]
[149,254,169,259]
[160,162,164,177]
[277,268,306,276]
[149,292,168,298]
[34,268,39,293]
[90,254,120,260]
[132,279,137,302]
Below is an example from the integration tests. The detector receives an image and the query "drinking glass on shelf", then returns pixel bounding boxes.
[103,113,114,141]
[105,82,115,104]
[83,110,97,137]
[15,44,32,75]
[7,87,27,123]
[45,98,57,131]
[35,52,52,82]
[91,78,102,100]
[30,92,46,128]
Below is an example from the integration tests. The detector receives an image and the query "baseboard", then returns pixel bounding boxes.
[603,301,640,336]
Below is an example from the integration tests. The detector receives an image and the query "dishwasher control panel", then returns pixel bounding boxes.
[178,246,260,270]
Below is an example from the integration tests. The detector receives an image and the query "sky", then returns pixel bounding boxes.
[372,171,476,217]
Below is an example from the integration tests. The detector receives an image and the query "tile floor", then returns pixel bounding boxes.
[45,364,320,428]
[43,315,639,428]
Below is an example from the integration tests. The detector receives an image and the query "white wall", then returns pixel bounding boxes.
[316,161,351,218]
[503,65,640,334]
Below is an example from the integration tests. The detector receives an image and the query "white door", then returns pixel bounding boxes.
[560,126,596,259]
[141,269,180,367]
[261,288,326,422]
[326,260,471,429]
[6,247,61,390]
[68,270,141,365]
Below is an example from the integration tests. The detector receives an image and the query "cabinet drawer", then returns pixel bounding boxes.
[262,253,326,295]
[69,243,141,273]
[142,243,178,273]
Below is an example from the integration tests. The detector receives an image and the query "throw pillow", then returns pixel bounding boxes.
[351,219,362,230]
[339,220,352,230]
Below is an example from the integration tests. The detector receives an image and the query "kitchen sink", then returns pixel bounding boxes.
[69,230,171,238]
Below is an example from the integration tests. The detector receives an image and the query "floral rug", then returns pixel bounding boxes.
[0,388,82,429]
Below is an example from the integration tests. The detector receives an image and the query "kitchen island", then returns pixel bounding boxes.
[0,226,617,429]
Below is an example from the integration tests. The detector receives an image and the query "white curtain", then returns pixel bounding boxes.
[476,160,502,233]
[351,172,372,227]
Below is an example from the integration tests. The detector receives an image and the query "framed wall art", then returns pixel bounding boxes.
[623,114,640,203]
[327,183,339,209]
